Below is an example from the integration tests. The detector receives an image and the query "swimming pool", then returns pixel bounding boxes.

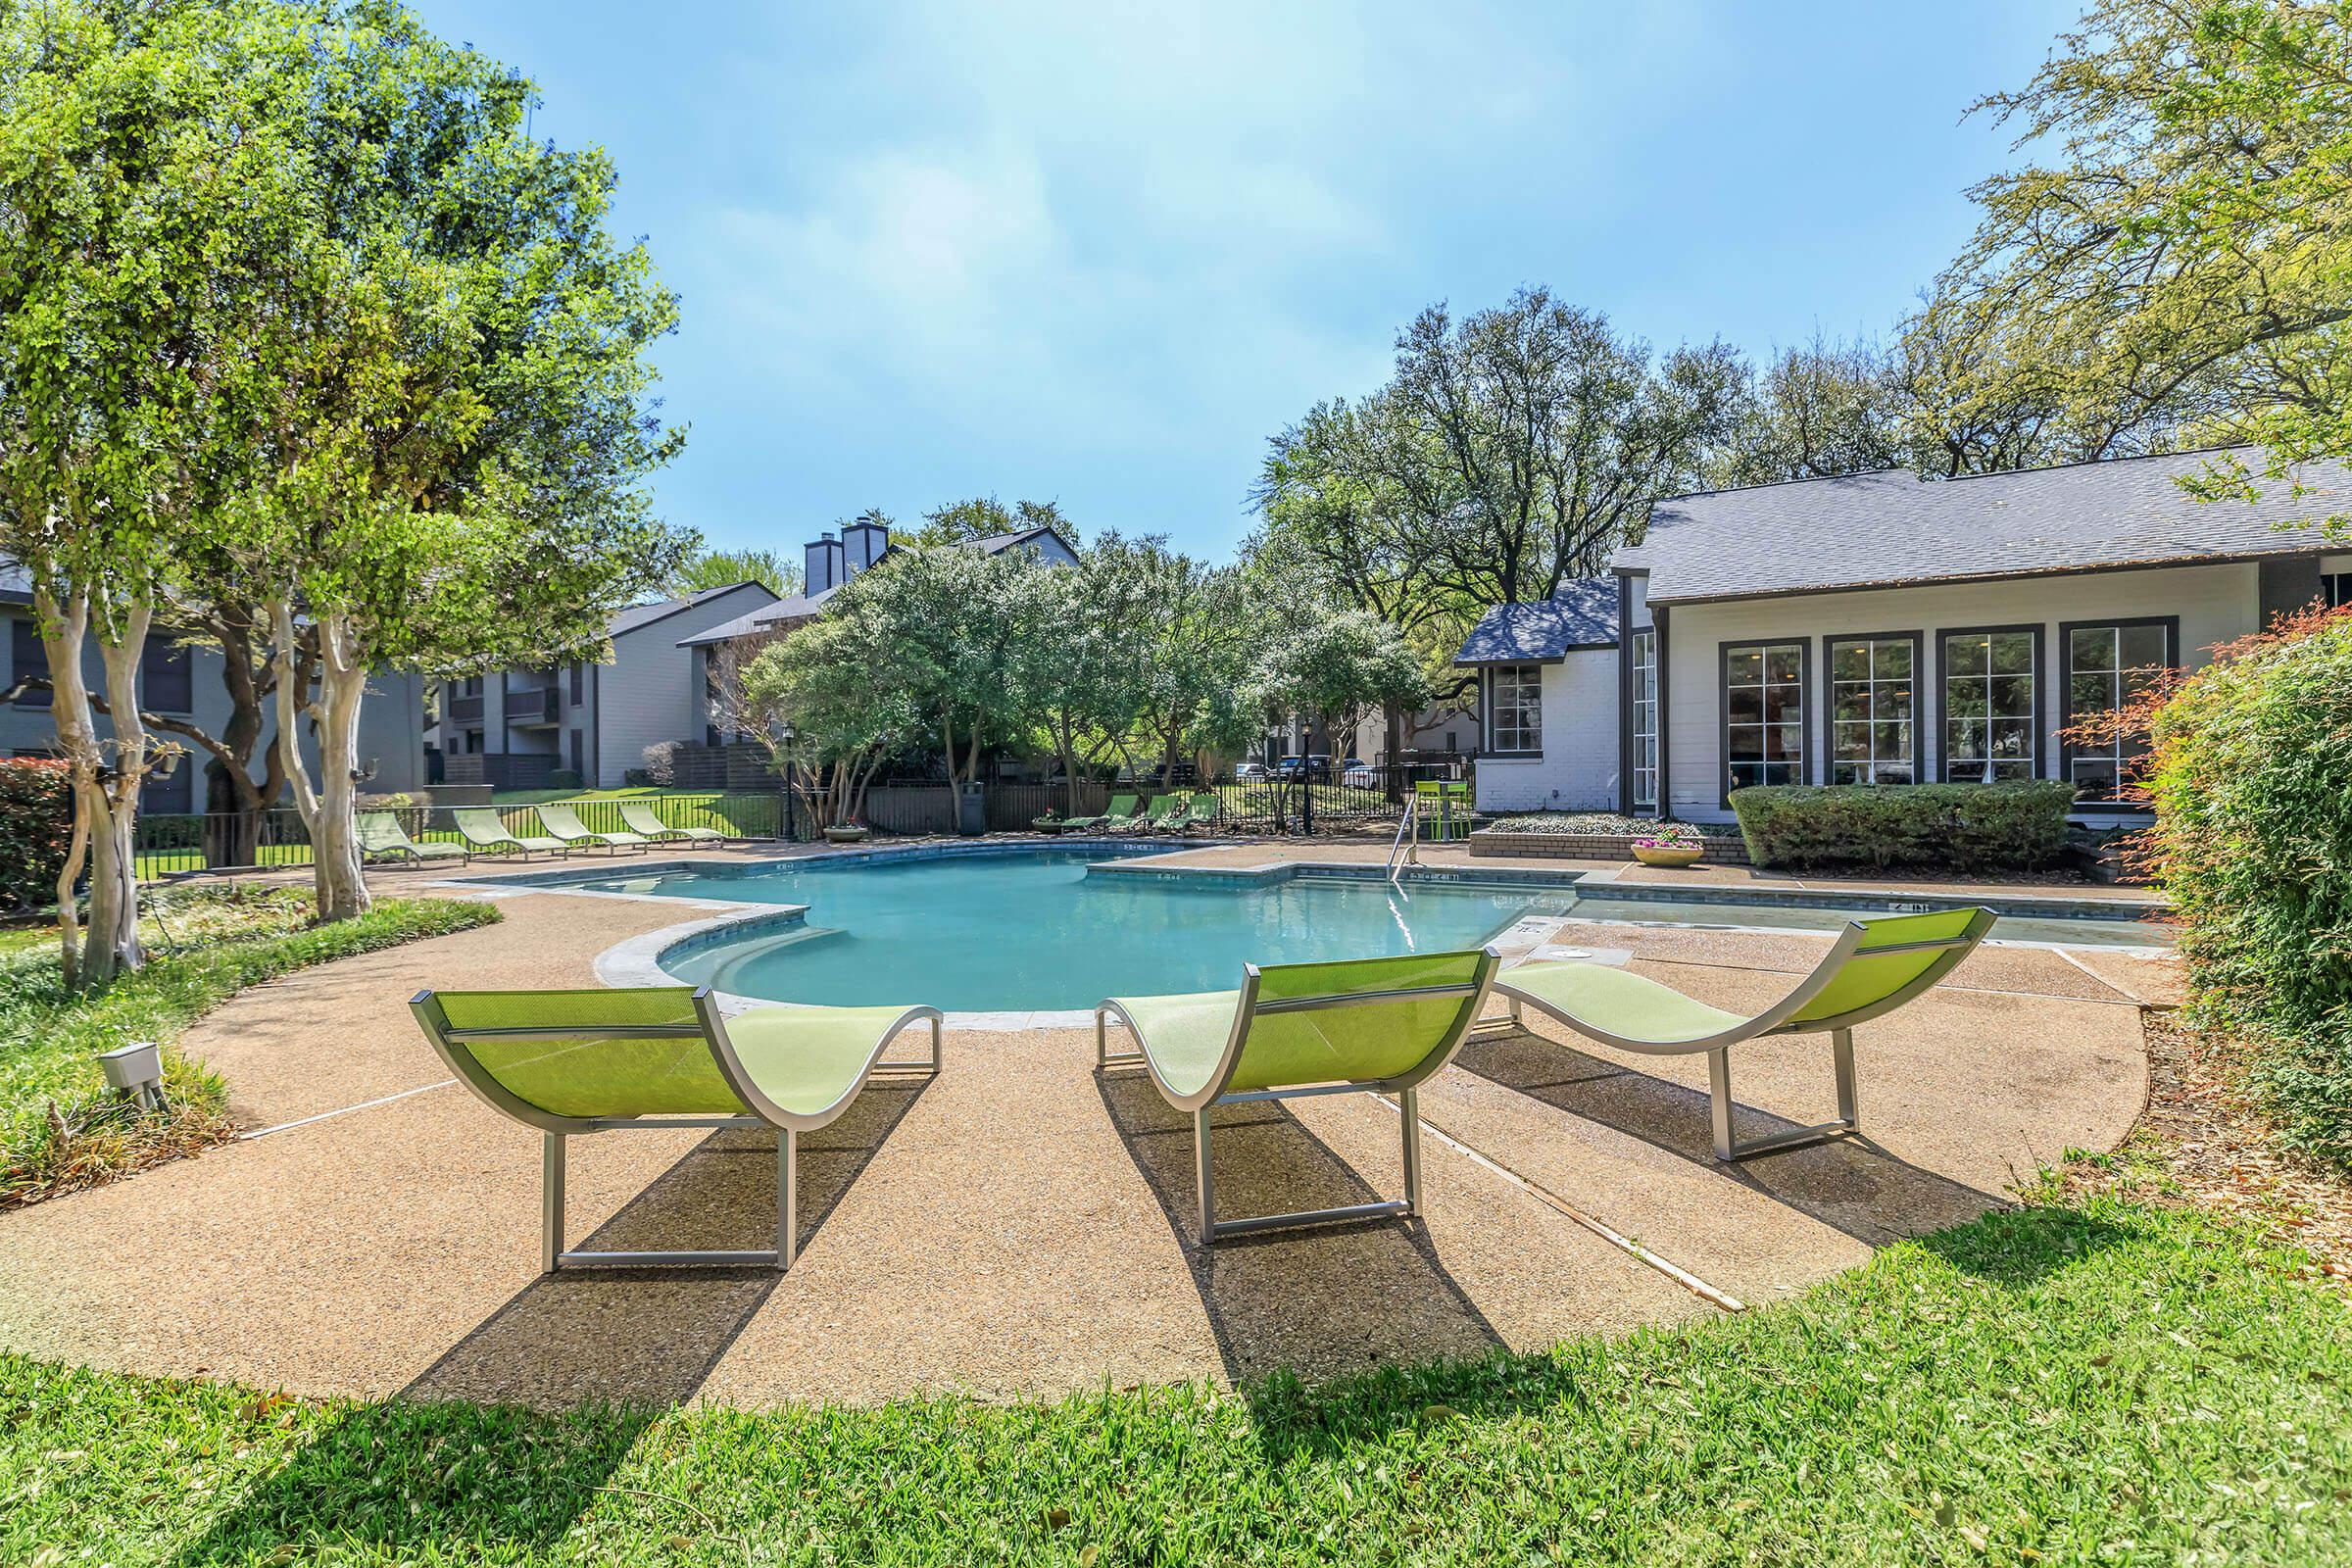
[533,846,2169,1014]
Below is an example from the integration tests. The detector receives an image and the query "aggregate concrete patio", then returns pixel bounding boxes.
[0,841,2165,1409]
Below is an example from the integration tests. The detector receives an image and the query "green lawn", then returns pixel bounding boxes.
[487,786,669,806]
[2,1196,2344,1564]
[0,888,500,1204]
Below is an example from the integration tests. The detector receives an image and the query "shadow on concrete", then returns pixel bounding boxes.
[1456,1030,2000,1247]
[1095,1070,1502,1387]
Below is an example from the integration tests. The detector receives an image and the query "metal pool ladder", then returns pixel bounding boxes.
[1386,796,1420,887]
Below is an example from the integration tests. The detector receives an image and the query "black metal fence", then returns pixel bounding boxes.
[128,764,1469,875]
[132,792,784,876]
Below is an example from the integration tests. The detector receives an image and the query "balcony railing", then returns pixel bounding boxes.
[504,686,560,726]
[447,693,485,724]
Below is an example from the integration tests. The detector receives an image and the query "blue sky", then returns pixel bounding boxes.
[416,0,2079,563]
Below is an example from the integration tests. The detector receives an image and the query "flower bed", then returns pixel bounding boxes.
[1472,812,1747,863]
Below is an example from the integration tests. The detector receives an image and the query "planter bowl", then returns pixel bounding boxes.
[823,824,871,845]
[1631,843,1705,868]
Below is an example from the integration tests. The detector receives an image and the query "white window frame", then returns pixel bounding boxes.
[1485,663,1543,756]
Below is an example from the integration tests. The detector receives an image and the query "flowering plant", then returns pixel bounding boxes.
[1633,822,1702,851]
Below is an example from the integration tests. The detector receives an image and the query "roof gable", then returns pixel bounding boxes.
[1453,577,1619,665]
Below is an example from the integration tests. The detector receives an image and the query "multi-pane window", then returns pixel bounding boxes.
[1487,663,1543,754]
[1723,642,1805,792]
[2066,620,2174,804]
[1941,629,2039,783]
[1630,629,1658,808]
[1826,635,1916,785]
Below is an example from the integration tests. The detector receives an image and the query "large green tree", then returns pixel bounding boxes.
[216,2,686,919]
[1930,0,2352,515]
[0,0,297,983]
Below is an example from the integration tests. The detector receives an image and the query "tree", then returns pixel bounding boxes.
[1930,0,2351,517]
[906,495,1077,551]
[729,614,918,831]
[1710,334,1909,486]
[0,0,289,984]
[1367,288,1745,608]
[1021,535,1160,812]
[667,547,799,599]
[827,544,1050,792]
[216,2,686,920]
[1247,608,1429,750]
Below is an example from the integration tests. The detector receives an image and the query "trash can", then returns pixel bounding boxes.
[957,783,987,836]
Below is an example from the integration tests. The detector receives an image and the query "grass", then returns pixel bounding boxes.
[0,886,500,1205]
[0,1195,2344,1564]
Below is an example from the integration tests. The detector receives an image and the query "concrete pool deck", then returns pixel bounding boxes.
[0,839,2167,1408]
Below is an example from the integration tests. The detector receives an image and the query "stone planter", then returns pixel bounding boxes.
[823,824,871,845]
[1469,829,1750,865]
[1631,843,1705,868]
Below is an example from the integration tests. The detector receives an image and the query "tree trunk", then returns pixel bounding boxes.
[272,603,372,923]
[38,587,152,987]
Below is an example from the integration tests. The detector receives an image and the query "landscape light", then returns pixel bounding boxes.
[98,1041,166,1111]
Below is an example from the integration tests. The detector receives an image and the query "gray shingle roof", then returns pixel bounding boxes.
[676,587,839,648]
[1623,447,2352,605]
[608,581,775,639]
[1452,577,1619,664]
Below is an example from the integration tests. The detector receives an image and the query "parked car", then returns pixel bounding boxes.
[1304,754,1335,782]
[1235,760,1269,783]
[1273,756,1307,781]
[1340,758,1375,787]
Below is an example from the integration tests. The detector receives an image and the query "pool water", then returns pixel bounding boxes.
[548,848,2169,1013]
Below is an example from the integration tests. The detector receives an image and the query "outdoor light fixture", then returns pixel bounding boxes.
[98,1041,166,1111]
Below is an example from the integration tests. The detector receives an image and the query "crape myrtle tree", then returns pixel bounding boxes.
[225,2,685,920]
[1023,534,1162,814]
[1247,606,1430,763]
[730,613,921,833]
[0,1,299,984]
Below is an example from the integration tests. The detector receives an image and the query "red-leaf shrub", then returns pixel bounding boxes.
[0,759,74,912]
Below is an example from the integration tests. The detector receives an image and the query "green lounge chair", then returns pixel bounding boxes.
[617,798,727,847]
[1061,792,1138,833]
[1102,795,1153,833]
[1494,906,1995,1161]
[358,810,468,867]
[411,985,943,1271]
[1142,796,1191,832]
[1097,947,1500,1242]
[452,807,567,860]
[536,801,649,856]
[1170,791,1220,832]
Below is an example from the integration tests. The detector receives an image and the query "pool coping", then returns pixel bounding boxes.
[524,838,2173,1028]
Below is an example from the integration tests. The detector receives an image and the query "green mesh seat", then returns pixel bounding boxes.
[358,811,468,866]
[452,808,566,860]
[1059,793,1137,833]
[1101,795,1152,833]
[412,985,942,1272]
[617,799,726,845]
[536,801,649,855]
[1495,906,1995,1160]
[1097,948,1500,1243]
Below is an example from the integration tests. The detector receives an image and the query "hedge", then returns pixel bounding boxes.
[2140,607,2352,1169]
[1729,780,2078,873]
[0,759,73,912]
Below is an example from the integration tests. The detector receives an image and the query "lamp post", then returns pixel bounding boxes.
[773,719,799,842]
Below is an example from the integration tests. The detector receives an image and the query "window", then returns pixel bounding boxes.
[1630,628,1659,808]
[11,618,48,707]
[1485,664,1542,754]
[1723,642,1806,793]
[2326,571,2351,610]
[1825,634,1918,785]
[569,727,584,776]
[140,636,192,713]
[1940,627,2040,783]
[569,662,585,704]
[2064,619,2176,805]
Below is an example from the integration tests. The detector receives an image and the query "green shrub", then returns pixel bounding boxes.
[1730,780,2077,872]
[0,760,73,912]
[547,768,583,790]
[2140,607,2352,1169]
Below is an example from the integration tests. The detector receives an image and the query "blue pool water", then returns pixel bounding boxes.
[538,847,2168,1012]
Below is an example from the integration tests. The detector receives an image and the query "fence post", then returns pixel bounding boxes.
[1300,776,1314,837]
